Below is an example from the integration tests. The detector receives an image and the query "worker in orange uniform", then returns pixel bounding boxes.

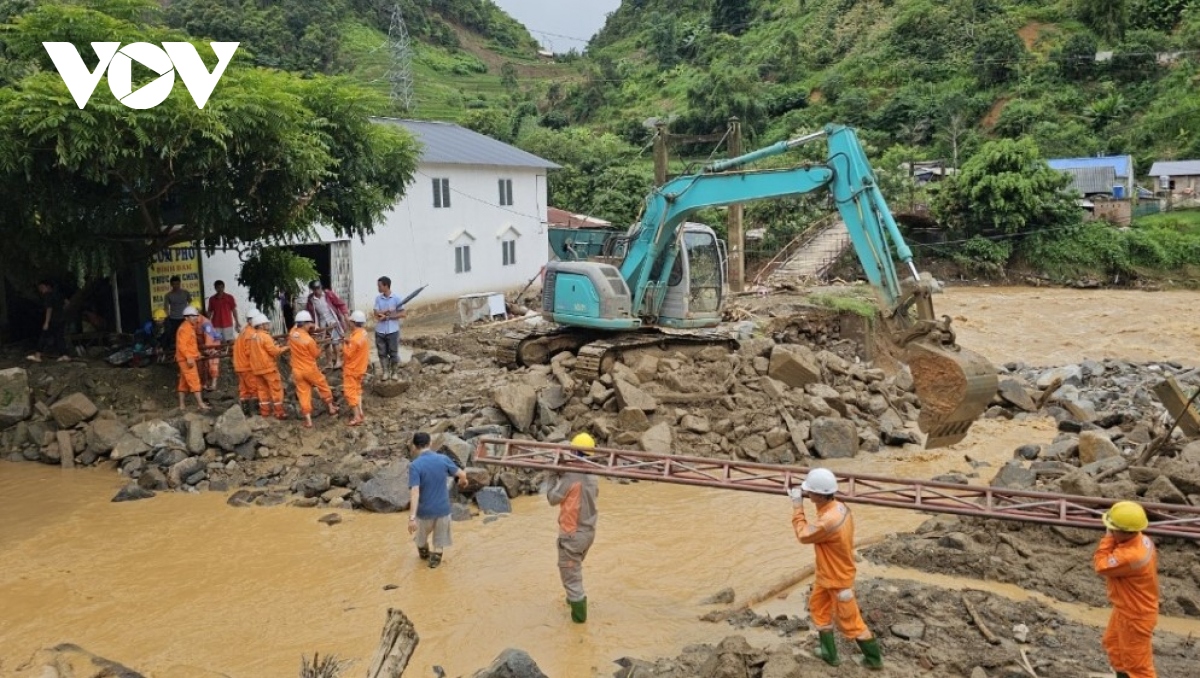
[247,313,288,419]
[342,310,369,426]
[546,432,600,624]
[790,468,883,670]
[1094,501,1159,678]
[194,311,222,391]
[289,310,339,428]
[175,306,209,412]
[232,311,259,415]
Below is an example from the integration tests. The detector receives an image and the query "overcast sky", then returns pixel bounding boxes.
[492,0,622,52]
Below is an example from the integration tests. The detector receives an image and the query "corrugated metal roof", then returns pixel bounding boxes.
[372,118,561,169]
[1047,155,1133,178]
[1149,160,1200,177]
[1060,166,1117,195]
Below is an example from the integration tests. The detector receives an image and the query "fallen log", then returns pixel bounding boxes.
[962,593,1000,645]
[365,608,419,678]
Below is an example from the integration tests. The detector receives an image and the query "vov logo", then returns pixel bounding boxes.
[42,42,239,110]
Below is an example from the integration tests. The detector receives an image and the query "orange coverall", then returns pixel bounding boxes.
[342,327,369,408]
[1094,533,1159,678]
[175,321,201,394]
[232,325,257,403]
[289,327,333,416]
[248,327,285,417]
[195,314,220,386]
[793,500,872,641]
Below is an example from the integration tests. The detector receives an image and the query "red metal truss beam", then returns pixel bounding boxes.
[472,438,1200,541]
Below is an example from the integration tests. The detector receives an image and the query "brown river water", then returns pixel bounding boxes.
[2,287,1200,676]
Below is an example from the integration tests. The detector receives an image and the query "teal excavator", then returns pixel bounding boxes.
[496,124,998,448]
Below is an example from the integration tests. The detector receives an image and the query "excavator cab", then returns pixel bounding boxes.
[658,223,727,329]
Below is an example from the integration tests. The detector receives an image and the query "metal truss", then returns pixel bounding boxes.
[473,438,1200,541]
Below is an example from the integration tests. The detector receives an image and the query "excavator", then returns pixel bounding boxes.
[496,123,998,448]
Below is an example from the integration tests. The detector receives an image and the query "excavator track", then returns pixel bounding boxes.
[573,331,739,381]
[494,326,738,379]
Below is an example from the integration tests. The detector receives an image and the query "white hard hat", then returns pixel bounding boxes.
[350,310,367,324]
[800,468,838,495]
[252,314,270,327]
[294,310,313,323]
[246,309,258,320]
[182,306,199,317]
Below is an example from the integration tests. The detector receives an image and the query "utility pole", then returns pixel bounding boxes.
[653,122,668,187]
[727,117,744,293]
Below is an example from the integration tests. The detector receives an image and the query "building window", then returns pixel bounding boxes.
[455,245,471,273]
[502,239,516,266]
[498,178,513,206]
[433,178,451,208]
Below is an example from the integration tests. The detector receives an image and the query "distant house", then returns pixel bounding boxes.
[1148,160,1200,200]
[1060,166,1118,198]
[899,161,956,184]
[200,119,560,321]
[1047,155,1135,199]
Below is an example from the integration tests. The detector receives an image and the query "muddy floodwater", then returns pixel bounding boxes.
[3,287,1200,676]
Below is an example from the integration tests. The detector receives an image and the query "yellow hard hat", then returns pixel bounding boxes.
[1103,501,1148,533]
[571,432,596,449]
[152,309,167,321]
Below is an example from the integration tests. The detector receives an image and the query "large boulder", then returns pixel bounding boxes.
[474,486,512,514]
[640,421,673,454]
[0,367,32,428]
[50,392,98,428]
[990,461,1036,490]
[357,461,411,513]
[493,384,537,433]
[129,421,183,449]
[86,419,129,455]
[997,379,1036,412]
[810,417,858,459]
[1078,431,1120,465]
[767,345,821,389]
[613,378,658,413]
[471,649,549,678]
[109,435,151,461]
[209,405,252,452]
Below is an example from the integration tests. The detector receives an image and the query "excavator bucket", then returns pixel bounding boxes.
[904,341,999,449]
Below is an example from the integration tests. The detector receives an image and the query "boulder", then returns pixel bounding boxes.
[129,421,183,449]
[494,384,537,433]
[767,345,821,389]
[358,461,411,513]
[990,461,1036,490]
[613,379,658,413]
[109,435,151,460]
[537,384,569,411]
[168,457,206,488]
[210,405,252,452]
[138,468,168,491]
[1078,431,1120,465]
[414,349,461,365]
[471,648,549,678]
[681,414,711,434]
[496,471,523,499]
[1059,470,1101,497]
[998,379,1036,412]
[462,467,492,494]
[1159,459,1200,495]
[112,484,156,502]
[86,419,128,455]
[372,379,411,398]
[50,393,98,428]
[474,486,512,514]
[640,421,673,454]
[1144,476,1187,504]
[436,433,474,464]
[1036,365,1083,389]
[0,367,32,428]
[810,417,858,459]
[297,473,332,498]
[617,407,651,433]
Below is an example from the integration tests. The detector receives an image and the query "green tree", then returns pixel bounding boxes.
[710,0,751,36]
[973,21,1025,87]
[1055,32,1098,81]
[0,3,419,307]
[931,138,1080,238]
[1076,0,1129,42]
[462,108,513,143]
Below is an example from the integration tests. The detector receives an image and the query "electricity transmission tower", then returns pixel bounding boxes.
[383,4,415,113]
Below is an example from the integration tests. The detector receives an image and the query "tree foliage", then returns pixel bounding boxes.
[0,2,419,291]
[711,0,751,36]
[973,21,1025,87]
[931,138,1080,238]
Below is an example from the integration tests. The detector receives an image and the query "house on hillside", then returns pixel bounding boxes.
[200,119,560,323]
[1047,155,1135,199]
[1149,159,1200,201]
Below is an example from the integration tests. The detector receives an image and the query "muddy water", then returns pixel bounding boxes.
[6,287,1200,676]
[0,419,1042,677]
[939,286,1200,367]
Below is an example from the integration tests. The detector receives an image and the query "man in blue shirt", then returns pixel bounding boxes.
[408,431,468,569]
[373,276,406,380]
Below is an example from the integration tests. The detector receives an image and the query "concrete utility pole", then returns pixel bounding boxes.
[653,122,668,187]
[727,117,745,293]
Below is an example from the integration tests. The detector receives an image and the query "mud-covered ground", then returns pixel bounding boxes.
[631,578,1200,678]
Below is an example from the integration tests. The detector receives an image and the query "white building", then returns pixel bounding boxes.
[200,119,559,322]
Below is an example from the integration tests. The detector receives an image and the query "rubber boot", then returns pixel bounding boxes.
[856,638,884,670]
[1116,673,1131,678]
[813,631,841,666]
[569,597,587,623]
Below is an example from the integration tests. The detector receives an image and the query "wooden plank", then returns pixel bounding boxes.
[57,430,75,468]
[1152,376,1200,437]
[365,608,419,678]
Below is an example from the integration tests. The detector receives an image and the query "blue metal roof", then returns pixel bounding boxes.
[372,118,561,170]
[1046,155,1133,178]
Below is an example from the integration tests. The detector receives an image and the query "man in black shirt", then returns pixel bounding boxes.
[27,280,69,363]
